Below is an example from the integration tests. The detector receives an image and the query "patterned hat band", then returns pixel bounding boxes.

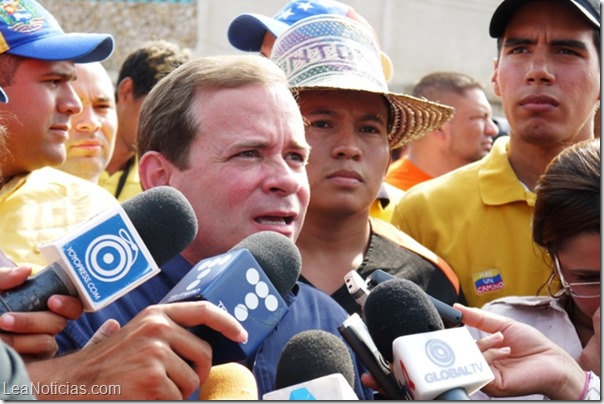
[271,15,454,149]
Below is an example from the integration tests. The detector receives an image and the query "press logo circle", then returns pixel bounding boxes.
[425,338,455,367]
[86,229,139,282]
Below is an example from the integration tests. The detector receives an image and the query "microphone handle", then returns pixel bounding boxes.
[0,262,78,314]
[435,387,471,400]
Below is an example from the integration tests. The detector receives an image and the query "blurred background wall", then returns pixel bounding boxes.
[44,0,504,114]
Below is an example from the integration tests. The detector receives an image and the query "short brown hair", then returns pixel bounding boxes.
[137,54,291,170]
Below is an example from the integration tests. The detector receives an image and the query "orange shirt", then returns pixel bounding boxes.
[385,156,432,191]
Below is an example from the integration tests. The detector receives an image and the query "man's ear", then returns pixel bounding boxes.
[117,77,135,103]
[139,151,174,190]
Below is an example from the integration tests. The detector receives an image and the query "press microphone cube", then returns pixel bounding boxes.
[391,327,494,400]
[262,374,359,400]
[38,204,160,312]
[160,248,288,364]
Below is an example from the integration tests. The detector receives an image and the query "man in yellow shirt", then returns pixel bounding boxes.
[0,0,117,272]
[101,40,191,202]
[391,0,600,307]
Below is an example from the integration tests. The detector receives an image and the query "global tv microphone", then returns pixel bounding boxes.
[263,329,359,400]
[160,230,301,365]
[363,278,494,400]
[0,186,198,314]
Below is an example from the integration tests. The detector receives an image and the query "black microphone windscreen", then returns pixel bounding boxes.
[122,186,198,267]
[275,329,355,390]
[229,231,300,298]
[364,278,444,362]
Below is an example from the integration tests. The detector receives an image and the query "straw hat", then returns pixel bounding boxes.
[270,15,454,149]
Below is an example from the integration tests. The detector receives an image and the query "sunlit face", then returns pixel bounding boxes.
[440,88,499,166]
[299,90,390,216]
[1,59,82,178]
[60,63,117,182]
[492,0,600,146]
[166,83,310,261]
[556,232,601,319]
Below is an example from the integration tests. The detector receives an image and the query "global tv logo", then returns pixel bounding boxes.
[425,338,455,368]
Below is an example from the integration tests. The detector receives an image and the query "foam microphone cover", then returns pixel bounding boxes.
[363,278,444,362]
[275,329,355,389]
[229,231,301,298]
[122,186,198,266]
[199,362,259,400]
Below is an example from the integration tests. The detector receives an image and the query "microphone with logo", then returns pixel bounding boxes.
[263,329,359,400]
[363,278,494,400]
[198,362,259,400]
[0,186,197,314]
[160,230,300,365]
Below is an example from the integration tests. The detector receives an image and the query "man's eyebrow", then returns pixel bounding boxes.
[42,69,77,81]
[503,37,590,51]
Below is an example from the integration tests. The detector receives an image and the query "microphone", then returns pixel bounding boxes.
[0,186,197,314]
[367,269,463,328]
[338,313,406,400]
[363,279,494,400]
[263,329,359,400]
[160,231,300,365]
[198,362,259,400]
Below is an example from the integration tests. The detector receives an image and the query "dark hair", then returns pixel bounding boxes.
[412,71,484,100]
[137,54,291,170]
[0,54,25,87]
[532,138,600,256]
[116,40,192,100]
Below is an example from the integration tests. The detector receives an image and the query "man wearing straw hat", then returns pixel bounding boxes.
[391,0,600,309]
[228,0,405,222]
[270,14,464,315]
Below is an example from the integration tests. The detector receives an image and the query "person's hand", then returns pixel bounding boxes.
[455,303,587,400]
[0,266,83,360]
[578,306,600,376]
[26,301,247,400]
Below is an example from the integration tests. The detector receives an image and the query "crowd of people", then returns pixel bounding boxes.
[0,0,600,400]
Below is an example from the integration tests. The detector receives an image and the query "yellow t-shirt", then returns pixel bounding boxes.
[391,137,551,307]
[370,182,406,222]
[0,167,119,273]
[99,156,143,203]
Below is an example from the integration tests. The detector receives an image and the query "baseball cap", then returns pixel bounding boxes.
[228,0,393,81]
[271,15,454,150]
[489,0,600,37]
[0,0,114,63]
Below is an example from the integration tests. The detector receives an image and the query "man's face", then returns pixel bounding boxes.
[60,63,117,182]
[115,78,146,154]
[441,88,499,166]
[1,59,82,177]
[168,83,310,261]
[299,90,390,216]
[492,0,600,145]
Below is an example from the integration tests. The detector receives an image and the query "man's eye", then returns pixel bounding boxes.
[236,150,260,158]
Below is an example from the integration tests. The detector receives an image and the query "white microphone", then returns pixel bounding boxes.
[0,186,197,313]
[263,330,359,400]
[364,278,494,400]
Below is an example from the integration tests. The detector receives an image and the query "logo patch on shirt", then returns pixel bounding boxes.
[472,269,504,295]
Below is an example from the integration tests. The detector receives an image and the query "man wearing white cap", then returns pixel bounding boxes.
[0,0,118,273]
[270,15,464,314]
[392,0,600,308]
